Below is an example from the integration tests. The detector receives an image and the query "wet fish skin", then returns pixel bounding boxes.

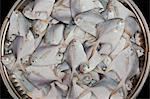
[44,24,65,45]
[96,18,125,54]
[23,0,55,20]
[30,45,63,66]
[74,10,104,37]
[71,0,104,18]
[51,0,72,24]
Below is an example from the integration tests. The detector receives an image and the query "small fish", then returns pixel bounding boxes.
[64,26,86,45]
[74,10,104,37]
[55,81,68,92]
[44,24,65,45]
[132,44,144,57]
[91,86,112,99]
[12,31,35,60]
[32,19,49,36]
[71,77,85,99]
[7,11,31,41]
[7,11,19,41]
[23,0,55,20]
[25,66,62,83]
[102,0,135,20]
[71,0,104,17]
[81,50,104,73]
[99,0,109,9]
[30,45,63,66]
[84,33,97,48]
[106,45,140,97]
[51,0,72,24]
[1,54,16,70]
[96,18,125,54]
[125,17,141,36]
[44,83,62,99]
[110,37,127,59]
[66,40,87,74]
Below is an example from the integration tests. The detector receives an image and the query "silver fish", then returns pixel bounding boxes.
[25,66,62,83]
[81,50,104,73]
[64,26,86,45]
[23,0,55,20]
[106,46,140,97]
[125,17,141,36]
[102,0,135,20]
[99,0,109,9]
[44,83,62,99]
[1,54,16,70]
[66,40,87,74]
[132,44,144,57]
[32,20,49,36]
[44,24,65,45]
[7,11,31,41]
[30,46,63,66]
[110,37,127,59]
[55,81,68,91]
[71,0,104,17]
[91,86,112,99]
[71,77,86,99]
[12,31,35,60]
[74,10,104,37]
[96,18,125,54]
[51,0,72,24]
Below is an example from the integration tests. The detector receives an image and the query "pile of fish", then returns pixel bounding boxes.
[2,0,144,99]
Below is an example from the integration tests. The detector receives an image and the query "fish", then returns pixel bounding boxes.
[125,17,141,36]
[71,0,104,17]
[7,11,19,41]
[1,54,16,70]
[54,81,68,96]
[71,77,86,99]
[11,31,35,60]
[96,18,125,55]
[51,0,72,24]
[84,33,97,48]
[44,24,65,45]
[74,10,104,37]
[99,0,109,9]
[78,91,92,99]
[110,37,127,59]
[30,45,63,66]
[90,77,120,99]
[56,62,70,72]
[81,50,104,73]
[25,66,63,83]
[23,0,55,20]
[91,86,112,99]
[7,31,36,71]
[7,11,31,41]
[66,40,87,74]
[102,0,135,20]
[132,44,144,57]
[64,25,86,45]
[106,45,140,97]
[44,83,62,99]
[32,19,49,36]
[94,55,112,74]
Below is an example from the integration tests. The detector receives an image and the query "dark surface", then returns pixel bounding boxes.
[0,0,149,99]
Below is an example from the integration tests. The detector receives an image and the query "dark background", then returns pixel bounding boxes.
[0,0,149,99]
